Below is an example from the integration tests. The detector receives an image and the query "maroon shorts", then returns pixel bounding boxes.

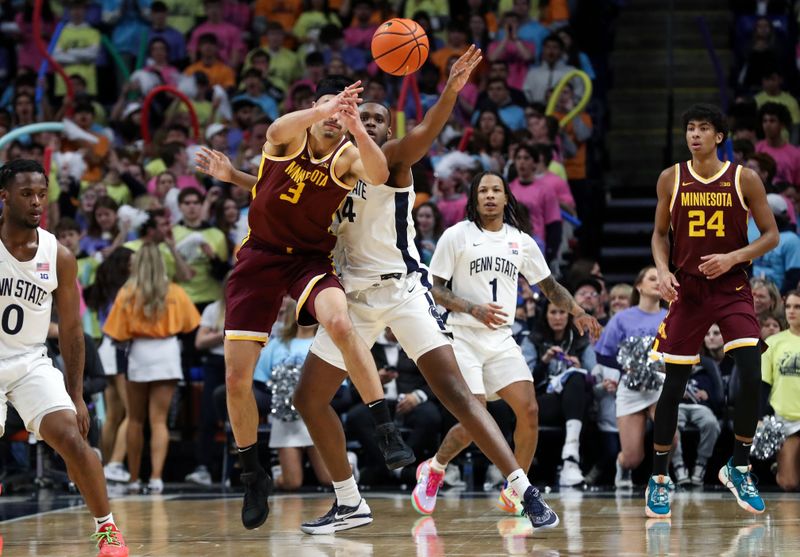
[224,241,342,343]
[653,269,761,364]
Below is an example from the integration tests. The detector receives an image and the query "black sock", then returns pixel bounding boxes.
[367,398,392,427]
[237,443,262,474]
[653,449,671,476]
[733,439,752,468]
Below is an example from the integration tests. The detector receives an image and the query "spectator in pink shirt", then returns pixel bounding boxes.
[531,143,576,214]
[756,102,800,186]
[343,0,378,51]
[188,0,247,68]
[487,12,536,90]
[146,143,203,195]
[509,144,562,262]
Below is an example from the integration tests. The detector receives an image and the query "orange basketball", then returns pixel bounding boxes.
[371,18,429,77]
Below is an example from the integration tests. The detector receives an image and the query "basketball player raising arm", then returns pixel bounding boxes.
[647,104,778,520]
[195,77,412,532]
[197,81,389,191]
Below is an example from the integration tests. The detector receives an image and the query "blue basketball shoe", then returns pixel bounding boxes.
[718,459,765,514]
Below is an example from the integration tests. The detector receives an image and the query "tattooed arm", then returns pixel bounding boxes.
[431,276,508,329]
[536,275,603,340]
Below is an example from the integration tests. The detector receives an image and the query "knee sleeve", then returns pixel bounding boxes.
[730,346,762,438]
[653,363,692,446]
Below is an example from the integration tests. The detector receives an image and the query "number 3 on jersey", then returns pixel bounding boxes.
[336,197,357,223]
[688,210,725,237]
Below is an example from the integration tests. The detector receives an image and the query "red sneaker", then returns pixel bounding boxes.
[92,523,129,556]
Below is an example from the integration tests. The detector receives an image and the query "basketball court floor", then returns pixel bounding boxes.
[1,487,799,556]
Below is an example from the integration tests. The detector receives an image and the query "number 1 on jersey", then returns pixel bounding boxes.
[489,278,498,302]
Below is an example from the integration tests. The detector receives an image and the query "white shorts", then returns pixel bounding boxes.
[311,273,451,368]
[452,325,532,401]
[615,376,664,418]
[269,417,313,448]
[127,337,182,383]
[0,348,76,440]
[98,336,118,376]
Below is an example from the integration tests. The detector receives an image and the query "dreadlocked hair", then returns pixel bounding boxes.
[465,171,523,231]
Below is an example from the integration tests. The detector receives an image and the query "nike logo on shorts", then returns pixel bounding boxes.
[736,285,745,291]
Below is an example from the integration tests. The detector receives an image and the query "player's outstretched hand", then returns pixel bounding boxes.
[698,253,735,280]
[470,302,508,329]
[195,147,233,182]
[338,99,366,136]
[574,312,602,342]
[446,45,483,93]
[657,268,680,301]
[318,81,364,119]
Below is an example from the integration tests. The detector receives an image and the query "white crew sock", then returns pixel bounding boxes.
[94,513,115,532]
[430,456,448,473]
[507,469,531,497]
[562,419,582,460]
[333,476,361,508]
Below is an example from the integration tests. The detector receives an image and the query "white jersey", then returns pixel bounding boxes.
[332,180,430,292]
[0,228,59,359]
[430,221,550,329]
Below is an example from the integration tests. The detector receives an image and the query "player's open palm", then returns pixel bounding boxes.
[319,81,364,119]
[447,45,483,92]
[472,302,508,329]
[196,147,233,183]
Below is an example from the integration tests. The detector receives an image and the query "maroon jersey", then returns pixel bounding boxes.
[245,132,354,254]
[669,160,749,277]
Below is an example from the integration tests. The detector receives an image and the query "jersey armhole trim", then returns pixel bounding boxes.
[668,163,680,212]
[330,141,356,190]
[262,132,307,162]
[734,165,749,211]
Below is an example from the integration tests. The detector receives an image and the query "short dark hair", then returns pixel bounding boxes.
[151,0,167,12]
[732,138,755,158]
[682,103,728,141]
[198,33,218,46]
[0,159,46,189]
[306,51,325,68]
[74,101,95,115]
[361,99,392,126]
[178,187,204,204]
[760,101,793,128]
[542,34,564,49]
[139,208,168,237]
[55,217,81,235]
[747,152,777,183]
[167,123,189,137]
[160,142,185,167]
[314,75,352,100]
[487,77,508,89]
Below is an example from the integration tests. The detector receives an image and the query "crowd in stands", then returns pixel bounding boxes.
[0,0,799,495]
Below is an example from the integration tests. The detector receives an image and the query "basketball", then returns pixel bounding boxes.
[371,18,429,77]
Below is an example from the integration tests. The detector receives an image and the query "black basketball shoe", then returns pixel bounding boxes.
[375,423,416,470]
[240,468,271,529]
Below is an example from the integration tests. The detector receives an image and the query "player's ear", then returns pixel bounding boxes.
[387,126,393,139]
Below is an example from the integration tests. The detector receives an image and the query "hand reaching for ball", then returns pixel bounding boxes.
[446,45,483,93]
[317,81,364,120]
